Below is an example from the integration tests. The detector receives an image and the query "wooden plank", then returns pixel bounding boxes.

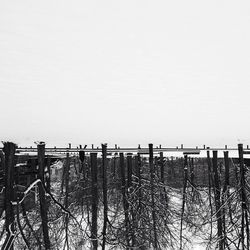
[183,151,200,155]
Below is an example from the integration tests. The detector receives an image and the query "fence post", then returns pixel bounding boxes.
[0,150,5,217]
[90,153,98,250]
[212,150,223,250]
[135,153,142,214]
[160,152,164,184]
[102,144,108,250]
[119,153,130,248]
[160,152,168,206]
[112,154,116,178]
[64,152,70,249]
[64,153,70,205]
[206,150,213,244]
[180,154,188,250]
[171,156,175,180]
[238,144,249,249]
[222,151,230,242]
[79,150,85,173]
[37,142,51,249]
[127,154,136,247]
[127,154,132,189]
[3,142,16,250]
[149,143,158,249]
[190,157,195,192]
[223,151,230,195]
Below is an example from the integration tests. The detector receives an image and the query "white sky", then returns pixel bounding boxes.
[0,0,250,148]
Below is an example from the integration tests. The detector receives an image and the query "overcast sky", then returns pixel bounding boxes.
[0,0,250,148]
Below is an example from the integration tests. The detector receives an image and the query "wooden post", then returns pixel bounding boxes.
[212,151,223,250]
[180,154,188,250]
[3,142,16,250]
[154,156,159,178]
[238,143,245,249]
[0,150,5,217]
[206,151,213,243]
[171,156,175,180]
[135,153,142,214]
[119,153,130,248]
[160,152,164,184]
[127,154,132,189]
[126,154,135,247]
[79,150,85,174]
[238,144,249,249]
[223,151,230,194]
[37,142,51,249]
[112,153,117,179]
[190,157,195,193]
[64,152,70,249]
[160,152,168,206]
[222,151,230,242]
[102,144,108,250]
[90,153,98,250]
[149,143,158,249]
[202,158,206,185]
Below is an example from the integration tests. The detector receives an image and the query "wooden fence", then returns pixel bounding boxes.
[0,142,250,249]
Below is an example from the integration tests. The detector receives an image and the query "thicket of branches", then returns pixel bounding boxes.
[0,142,250,249]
